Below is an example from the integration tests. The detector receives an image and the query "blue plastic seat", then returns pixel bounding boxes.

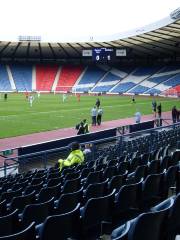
[113,179,142,227]
[61,176,81,194]
[0,222,36,240]
[83,179,108,202]
[0,209,19,237]
[141,173,163,210]
[80,189,115,239]
[36,183,61,202]
[111,202,171,240]
[8,191,35,213]
[54,187,83,214]
[19,197,54,227]
[36,203,81,240]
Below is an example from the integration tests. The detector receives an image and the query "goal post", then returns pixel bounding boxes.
[54,86,75,94]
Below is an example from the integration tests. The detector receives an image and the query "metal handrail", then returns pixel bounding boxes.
[2,121,180,176]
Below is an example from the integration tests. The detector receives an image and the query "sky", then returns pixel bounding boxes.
[0,0,179,42]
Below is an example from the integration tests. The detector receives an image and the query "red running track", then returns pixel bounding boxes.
[0,111,172,152]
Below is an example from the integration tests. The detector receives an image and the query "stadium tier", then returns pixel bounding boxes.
[91,67,129,93]
[36,65,59,91]
[0,64,179,95]
[74,65,106,92]
[55,65,84,92]
[10,64,33,91]
[0,64,12,91]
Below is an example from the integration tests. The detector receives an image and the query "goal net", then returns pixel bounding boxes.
[53,86,81,96]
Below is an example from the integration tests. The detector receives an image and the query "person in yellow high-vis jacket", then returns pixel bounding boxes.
[58,142,84,172]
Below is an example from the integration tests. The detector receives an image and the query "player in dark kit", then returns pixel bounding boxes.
[132,96,136,103]
[95,98,100,108]
[4,93,7,101]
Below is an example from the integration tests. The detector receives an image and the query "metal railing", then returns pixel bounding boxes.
[2,121,180,177]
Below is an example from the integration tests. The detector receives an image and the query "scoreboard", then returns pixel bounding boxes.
[82,48,127,61]
[92,48,115,62]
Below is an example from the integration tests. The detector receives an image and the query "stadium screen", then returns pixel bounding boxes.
[92,48,115,62]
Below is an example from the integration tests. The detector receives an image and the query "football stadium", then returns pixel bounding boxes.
[0,1,180,239]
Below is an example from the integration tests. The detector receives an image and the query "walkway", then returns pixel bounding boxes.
[0,111,172,151]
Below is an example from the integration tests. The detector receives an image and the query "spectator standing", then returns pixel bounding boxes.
[97,107,103,125]
[135,110,141,124]
[157,103,162,118]
[58,142,84,172]
[152,99,157,118]
[91,106,97,126]
[172,106,178,123]
[83,119,89,133]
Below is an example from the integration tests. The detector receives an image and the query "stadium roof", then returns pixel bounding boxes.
[0,8,180,61]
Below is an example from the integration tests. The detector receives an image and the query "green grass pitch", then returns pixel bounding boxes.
[0,93,179,139]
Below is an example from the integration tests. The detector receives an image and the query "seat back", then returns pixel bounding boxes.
[81,190,115,237]
[128,209,169,240]
[0,200,7,216]
[21,197,54,227]
[117,162,129,175]
[62,177,81,194]
[134,165,147,182]
[37,183,61,202]
[142,173,162,200]
[84,179,108,201]
[83,171,103,188]
[0,209,19,236]
[55,187,83,214]
[103,166,117,179]
[9,191,35,213]
[24,182,43,195]
[147,160,160,175]
[167,193,180,238]
[0,222,36,240]
[115,180,142,210]
[0,188,22,203]
[46,177,62,187]
[38,204,81,240]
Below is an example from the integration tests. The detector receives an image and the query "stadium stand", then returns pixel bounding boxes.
[36,65,58,92]
[0,122,179,239]
[9,64,33,91]
[55,65,84,92]
[75,65,106,92]
[111,66,160,94]
[0,64,12,91]
[91,72,121,93]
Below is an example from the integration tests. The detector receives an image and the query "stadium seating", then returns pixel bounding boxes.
[0,124,179,239]
[111,66,159,94]
[0,64,180,95]
[0,64,12,91]
[75,65,106,92]
[111,198,173,240]
[92,72,121,93]
[0,222,36,240]
[55,65,84,92]
[36,65,58,91]
[10,64,32,91]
